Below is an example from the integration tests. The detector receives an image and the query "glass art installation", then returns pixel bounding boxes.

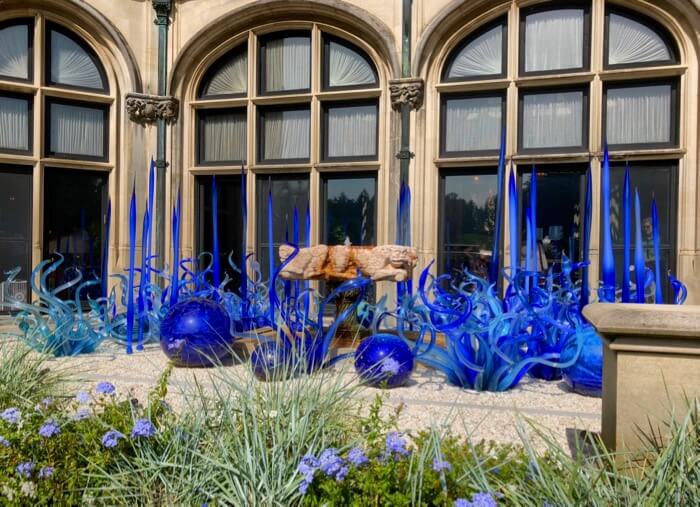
[354,334,414,388]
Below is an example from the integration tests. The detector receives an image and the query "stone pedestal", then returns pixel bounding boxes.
[583,303,700,452]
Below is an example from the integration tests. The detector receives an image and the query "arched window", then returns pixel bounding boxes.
[193,27,380,282]
[0,16,111,300]
[435,1,682,299]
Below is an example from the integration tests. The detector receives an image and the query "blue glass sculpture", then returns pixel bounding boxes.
[250,340,291,381]
[160,297,232,367]
[561,325,603,397]
[354,334,414,388]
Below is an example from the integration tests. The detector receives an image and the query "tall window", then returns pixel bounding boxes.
[194,27,380,273]
[0,16,111,299]
[437,2,681,290]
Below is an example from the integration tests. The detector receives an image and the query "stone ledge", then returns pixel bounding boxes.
[583,303,700,338]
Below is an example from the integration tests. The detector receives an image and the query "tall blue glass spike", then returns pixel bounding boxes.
[267,186,274,324]
[601,146,616,302]
[147,159,155,286]
[137,207,150,351]
[651,197,663,303]
[126,186,137,354]
[634,189,645,303]
[489,129,506,286]
[240,165,248,313]
[211,175,221,287]
[621,163,631,302]
[529,165,537,272]
[101,199,111,298]
[581,163,592,306]
[508,163,519,272]
[170,188,181,306]
[525,206,533,274]
[293,206,299,299]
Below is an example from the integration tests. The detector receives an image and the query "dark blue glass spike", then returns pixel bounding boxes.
[147,159,155,285]
[304,202,311,313]
[634,189,645,303]
[489,128,506,286]
[170,188,181,306]
[581,163,592,306]
[211,175,221,287]
[126,185,137,354]
[651,198,663,303]
[529,165,537,272]
[525,205,533,274]
[267,188,275,325]
[137,207,150,351]
[508,163,519,272]
[240,165,248,312]
[621,163,632,302]
[293,206,299,299]
[101,199,111,298]
[601,146,616,302]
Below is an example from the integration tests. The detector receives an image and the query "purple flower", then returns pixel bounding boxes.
[38,419,61,438]
[131,418,156,438]
[95,381,116,395]
[101,429,124,448]
[466,492,498,507]
[1,407,21,424]
[335,465,349,482]
[73,408,91,421]
[381,357,400,375]
[35,398,53,411]
[297,455,319,495]
[318,448,343,478]
[385,432,410,458]
[432,458,452,473]
[16,462,34,478]
[75,391,91,404]
[38,466,54,479]
[454,500,470,507]
[347,447,369,467]
[0,436,9,447]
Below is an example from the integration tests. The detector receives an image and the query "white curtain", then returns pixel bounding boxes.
[0,96,29,151]
[50,103,104,157]
[328,41,376,87]
[606,85,671,145]
[263,109,310,160]
[444,96,501,152]
[524,9,584,72]
[51,30,104,89]
[0,24,28,80]
[265,36,310,92]
[203,111,246,162]
[608,13,671,66]
[522,91,583,148]
[447,25,503,78]
[203,50,247,96]
[327,104,377,157]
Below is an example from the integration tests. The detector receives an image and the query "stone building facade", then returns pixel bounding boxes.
[0,0,698,302]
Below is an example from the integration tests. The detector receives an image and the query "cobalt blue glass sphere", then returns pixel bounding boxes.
[561,325,603,397]
[250,341,292,381]
[354,334,414,388]
[160,298,232,367]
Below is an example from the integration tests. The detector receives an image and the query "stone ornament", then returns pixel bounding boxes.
[388,77,424,111]
[125,93,179,125]
[278,244,418,282]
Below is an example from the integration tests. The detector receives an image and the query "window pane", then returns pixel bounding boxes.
[256,174,310,279]
[196,175,244,289]
[522,90,584,149]
[43,168,108,300]
[0,95,30,152]
[260,107,310,162]
[262,34,310,92]
[0,165,32,302]
[48,101,105,158]
[524,9,584,72]
[439,170,497,280]
[445,24,503,79]
[324,102,377,159]
[323,173,376,246]
[0,23,29,80]
[443,95,502,153]
[608,13,671,66]
[606,84,672,146]
[49,28,105,90]
[327,38,376,88]
[201,47,247,97]
[520,167,586,269]
[199,109,246,163]
[608,162,676,301]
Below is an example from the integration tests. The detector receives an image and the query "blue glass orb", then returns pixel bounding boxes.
[561,326,603,397]
[160,298,232,367]
[354,334,414,388]
[250,341,292,381]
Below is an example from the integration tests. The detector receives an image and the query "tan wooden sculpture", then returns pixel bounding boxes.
[278,243,417,282]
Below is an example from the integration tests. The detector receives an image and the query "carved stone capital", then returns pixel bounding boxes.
[152,0,172,26]
[125,93,179,125]
[388,77,424,111]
